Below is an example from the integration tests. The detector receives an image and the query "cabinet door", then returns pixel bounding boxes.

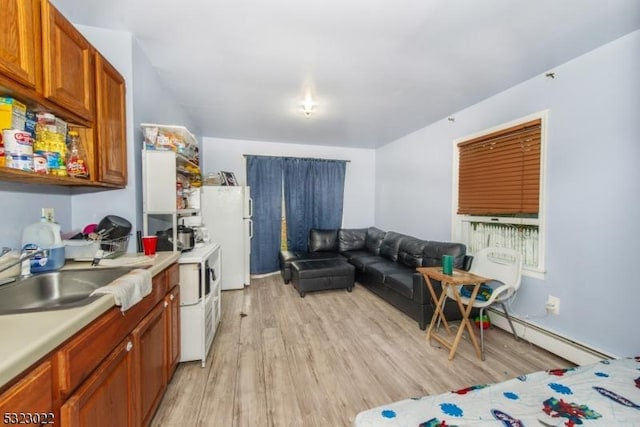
[133,301,166,426]
[0,360,53,423]
[165,286,181,381]
[143,150,177,212]
[41,0,94,121]
[60,338,136,427]
[95,52,127,186]
[0,0,40,89]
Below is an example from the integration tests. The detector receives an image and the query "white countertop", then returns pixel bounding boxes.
[178,242,220,264]
[0,251,180,389]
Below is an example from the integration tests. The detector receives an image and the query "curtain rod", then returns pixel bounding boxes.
[242,154,350,163]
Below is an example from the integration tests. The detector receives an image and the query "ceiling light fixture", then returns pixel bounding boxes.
[301,93,317,118]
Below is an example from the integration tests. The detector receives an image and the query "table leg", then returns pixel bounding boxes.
[460,283,482,359]
[447,282,482,361]
[424,275,452,341]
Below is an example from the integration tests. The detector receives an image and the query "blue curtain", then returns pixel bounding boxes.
[284,158,346,252]
[246,155,284,274]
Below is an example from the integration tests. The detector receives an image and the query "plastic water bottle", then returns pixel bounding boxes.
[21,219,65,273]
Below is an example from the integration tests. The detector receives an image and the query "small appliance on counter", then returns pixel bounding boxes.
[180,215,209,244]
[177,225,195,251]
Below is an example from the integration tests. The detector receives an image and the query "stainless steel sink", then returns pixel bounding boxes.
[0,267,133,314]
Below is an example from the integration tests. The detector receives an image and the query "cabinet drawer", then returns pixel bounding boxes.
[0,360,53,419]
[166,262,179,293]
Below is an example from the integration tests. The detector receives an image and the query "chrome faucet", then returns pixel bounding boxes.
[0,248,49,285]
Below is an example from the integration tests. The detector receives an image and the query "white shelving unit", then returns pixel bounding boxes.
[141,123,221,367]
[141,123,201,251]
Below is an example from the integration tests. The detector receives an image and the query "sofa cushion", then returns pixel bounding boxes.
[379,232,406,262]
[338,228,367,252]
[422,241,467,268]
[365,227,386,255]
[364,259,410,283]
[308,229,339,252]
[384,272,414,299]
[397,236,427,268]
[341,249,370,261]
[350,254,383,271]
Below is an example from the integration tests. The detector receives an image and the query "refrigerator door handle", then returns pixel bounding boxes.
[248,197,253,218]
[248,219,253,239]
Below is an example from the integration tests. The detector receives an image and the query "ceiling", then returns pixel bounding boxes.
[53,0,640,148]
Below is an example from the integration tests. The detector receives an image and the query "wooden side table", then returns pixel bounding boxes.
[417,267,489,361]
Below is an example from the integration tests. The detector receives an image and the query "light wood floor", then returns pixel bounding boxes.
[151,274,571,427]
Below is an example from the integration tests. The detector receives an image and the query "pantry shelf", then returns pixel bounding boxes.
[0,167,122,188]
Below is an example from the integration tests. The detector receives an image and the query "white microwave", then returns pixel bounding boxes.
[179,261,214,305]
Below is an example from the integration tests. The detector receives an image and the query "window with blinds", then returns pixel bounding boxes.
[457,119,541,216]
[453,113,546,277]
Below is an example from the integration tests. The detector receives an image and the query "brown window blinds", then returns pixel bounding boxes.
[457,119,541,215]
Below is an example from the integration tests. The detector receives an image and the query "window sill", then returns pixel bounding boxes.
[522,268,546,280]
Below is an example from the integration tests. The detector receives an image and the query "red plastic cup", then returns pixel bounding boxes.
[142,236,158,256]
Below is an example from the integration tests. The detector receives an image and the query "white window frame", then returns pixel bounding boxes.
[451,110,548,279]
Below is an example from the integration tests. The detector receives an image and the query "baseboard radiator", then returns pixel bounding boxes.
[487,308,617,366]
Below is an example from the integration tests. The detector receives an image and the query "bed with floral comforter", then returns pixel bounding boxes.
[354,357,640,426]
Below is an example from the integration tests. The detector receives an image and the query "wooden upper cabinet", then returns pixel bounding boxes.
[95,53,127,186]
[41,0,94,121]
[0,0,41,90]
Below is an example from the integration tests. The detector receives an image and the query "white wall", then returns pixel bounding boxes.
[201,138,376,228]
[70,26,137,244]
[375,30,640,357]
[0,184,72,247]
[131,38,200,235]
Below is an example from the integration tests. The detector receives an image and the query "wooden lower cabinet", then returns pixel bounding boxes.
[0,359,53,424]
[134,302,166,427]
[0,263,180,427]
[166,285,180,381]
[60,338,135,427]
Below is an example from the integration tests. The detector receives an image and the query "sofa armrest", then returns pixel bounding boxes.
[280,250,300,266]
[412,272,441,305]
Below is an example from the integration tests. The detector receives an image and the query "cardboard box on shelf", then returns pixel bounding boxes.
[0,97,27,131]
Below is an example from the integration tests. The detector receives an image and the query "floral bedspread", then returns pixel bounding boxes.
[354,357,640,426]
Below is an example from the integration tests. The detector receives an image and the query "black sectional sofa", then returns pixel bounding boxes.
[280,227,473,330]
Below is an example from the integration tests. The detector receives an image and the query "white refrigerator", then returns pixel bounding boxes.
[200,186,252,290]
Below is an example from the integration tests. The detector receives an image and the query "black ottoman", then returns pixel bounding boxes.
[291,259,355,297]
[280,250,345,283]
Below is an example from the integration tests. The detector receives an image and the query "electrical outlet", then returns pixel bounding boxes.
[42,208,55,223]
[546,295,560,315]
